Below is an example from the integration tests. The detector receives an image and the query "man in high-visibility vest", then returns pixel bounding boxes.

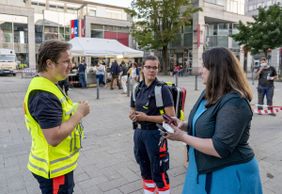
[23,40,90,194]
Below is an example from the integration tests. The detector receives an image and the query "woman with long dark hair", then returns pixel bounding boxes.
[166,47,262,194]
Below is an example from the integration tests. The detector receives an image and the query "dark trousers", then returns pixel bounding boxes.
[79,73,86,88]
[58,79,69,95]
[110,75,121,89]
[96,74,105,85]
[133,128,170,189]
[32,171,74,194]
[257,86,274,110]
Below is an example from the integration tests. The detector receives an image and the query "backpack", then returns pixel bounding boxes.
[133,81,186,121]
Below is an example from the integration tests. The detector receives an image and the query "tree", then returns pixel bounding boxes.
[232,4,282,57]
[125,0,201,74]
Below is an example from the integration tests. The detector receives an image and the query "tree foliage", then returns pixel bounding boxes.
[125,0,201,73]
[232,4,282,56]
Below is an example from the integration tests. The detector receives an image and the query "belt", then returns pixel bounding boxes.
[133,122,158,130]
[140,124,158,130]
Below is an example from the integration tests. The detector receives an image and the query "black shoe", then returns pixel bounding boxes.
[269,113,276,116]
[110,88,114,90]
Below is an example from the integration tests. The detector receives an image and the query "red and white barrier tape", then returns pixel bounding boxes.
[251,104,282,114]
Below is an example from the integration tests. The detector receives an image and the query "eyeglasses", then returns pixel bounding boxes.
[143,66,158,70]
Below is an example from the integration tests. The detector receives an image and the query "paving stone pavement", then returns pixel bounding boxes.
[0,74,281,194]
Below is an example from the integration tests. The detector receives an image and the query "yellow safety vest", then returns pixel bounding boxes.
[23,76,84,179]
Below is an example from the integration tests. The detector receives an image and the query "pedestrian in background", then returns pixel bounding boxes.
[255,57,278,116]
[58,78,70,96]
[94,62,106,86]
[166,47,262,194]
[110,60,122,90]
[129,55,175,194]
[23,40,90,194]
[78,59,87,88]
[120,60,128,94]
[128,62,140,87]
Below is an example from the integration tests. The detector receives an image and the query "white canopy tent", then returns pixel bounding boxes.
[69,37,144,58]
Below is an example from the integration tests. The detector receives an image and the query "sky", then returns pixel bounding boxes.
[88,0,132,8]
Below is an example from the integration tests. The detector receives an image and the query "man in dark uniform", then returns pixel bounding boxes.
[255,57,278,115]
[129,55,175,194]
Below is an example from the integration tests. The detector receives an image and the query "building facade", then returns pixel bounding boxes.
[246,0,282,15]
[246,0,282,73]
[167,0,253,73]
[0,0,132,68]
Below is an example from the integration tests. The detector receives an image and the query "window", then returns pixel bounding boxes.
[216,0,224,6]
[35,25,43,43]
[184,33,192,47]
[170,33,182,47]
[44,26,58,40]
[106,9,122,20]
[91,30,103,38]
[183,25,193,33]
[207,24,217,36]
[205,0,224,6]
[0,22,13,43]
[14,23,28,43]
[104,25,114,31]
[89,9,96,17]
[218,23,229,36]
[217,36,228,47]
[91,24,103,30]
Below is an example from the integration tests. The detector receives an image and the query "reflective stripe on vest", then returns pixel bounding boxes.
[133,83,164,108]
[133,83,168,117]
[24,77,82,178]
[154,85,163,107]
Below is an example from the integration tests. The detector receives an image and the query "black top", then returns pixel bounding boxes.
[120,65,128,76]
[187,91,254,174]
[131,79,174,130]
[78,63,86,73]
[257,66,277,87]
[28,90,62,129]
[110,61,121,75]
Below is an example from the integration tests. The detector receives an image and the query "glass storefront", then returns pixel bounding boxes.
[44,26,58,40]
[183,26,193,47]
[14,23,28,44]
[0,14,29,64]
[170,33,182,48]
[0,22,13,44]
[35,25,70,44]
[35,25,43,44]
[205,22,239,49]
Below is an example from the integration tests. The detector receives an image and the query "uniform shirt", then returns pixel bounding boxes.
[258,66,277,87]
[131,79,174,130]
[28,90,62,129]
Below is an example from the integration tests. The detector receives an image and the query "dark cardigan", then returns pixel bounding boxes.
[187,91,255,174]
